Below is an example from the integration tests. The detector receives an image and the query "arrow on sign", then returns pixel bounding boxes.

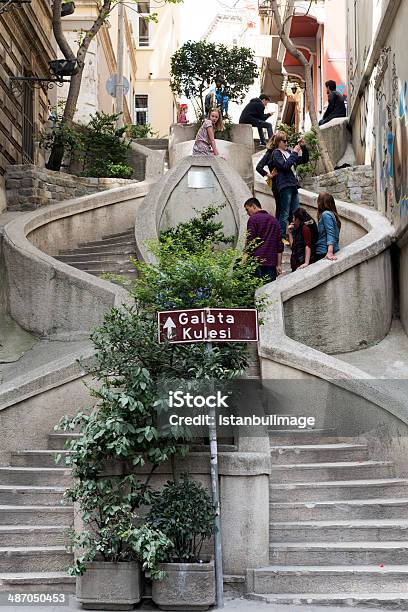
[163,316,176,339]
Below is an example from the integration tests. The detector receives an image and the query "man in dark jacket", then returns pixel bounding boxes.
[244,197,283,283]
[239,94,273,146]
[319,80,347,126]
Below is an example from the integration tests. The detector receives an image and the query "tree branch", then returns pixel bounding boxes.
[271,0,334,173]
[52,0,76,61]
[77,0,112,66]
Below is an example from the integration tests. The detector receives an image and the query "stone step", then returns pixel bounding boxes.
[270,443,369,464]
[78,236,137,247]
[0,571,75,593]
[86,268,137,277]
[59,242,136,256]
[48,433,81,450]
[269,497,408,521]
[268,429,338,445]
[102,229,133,239]
[269,541,408,566]
[248,565,408,594]
[0,506,72,527]
[58,259,132,271]
[247,592,408,609]
[0,467,71,487]
[0,485,67,506]
[269,519,408,542]
[269,478,408,502]
[11,451,71,468]
[0,547,72,573]
[0,526,70,547]
[57,252,136,264]
[269,460,394,482]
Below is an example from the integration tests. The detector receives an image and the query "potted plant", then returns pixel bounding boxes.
[148,475,216,611]
[67,477,171,610]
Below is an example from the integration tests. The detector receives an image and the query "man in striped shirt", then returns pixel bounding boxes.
[244,197,283,283]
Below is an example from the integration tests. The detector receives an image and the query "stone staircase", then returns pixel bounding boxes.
[247,428,408,608]
[56,228,137,280]
[0,433,76,593]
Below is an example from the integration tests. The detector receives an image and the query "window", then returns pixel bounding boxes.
[137,1,150,47]
[135,94,148,125]
[22,78,34,164]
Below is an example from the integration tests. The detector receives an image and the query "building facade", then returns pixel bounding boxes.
[259,0,347,131]
[129,1,181,136]
[346,0,407,231]
[57,0,137,126]
[58,0,180,136]
[0,0,57,210]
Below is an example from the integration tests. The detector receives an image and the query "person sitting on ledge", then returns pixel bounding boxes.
[192,108,224,156]
[319,80,347,126]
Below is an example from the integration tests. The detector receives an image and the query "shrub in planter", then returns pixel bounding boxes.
[147,475,216,611]
[67,478,172,609]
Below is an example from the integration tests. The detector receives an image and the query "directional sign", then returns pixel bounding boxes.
[157,308,258,344]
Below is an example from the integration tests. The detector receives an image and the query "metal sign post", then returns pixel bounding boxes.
[206,341,224,609]
[158,307,259,609]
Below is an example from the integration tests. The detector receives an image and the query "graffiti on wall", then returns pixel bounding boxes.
[369,50,408,219]
[394,80,408,215]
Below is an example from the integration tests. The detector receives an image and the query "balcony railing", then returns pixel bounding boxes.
[258,0,272,16]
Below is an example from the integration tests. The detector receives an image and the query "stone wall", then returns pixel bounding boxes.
[5,165,138,211]
[301,165,375,208]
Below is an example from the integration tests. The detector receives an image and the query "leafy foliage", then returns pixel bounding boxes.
[79,112,132,178]
[277,122,320,178]
[41,111,133,179]
[39,102,81,161]
[127,123,159,139]
[147,475,216,562]
[171,40,258,118]
[67,483,172,579]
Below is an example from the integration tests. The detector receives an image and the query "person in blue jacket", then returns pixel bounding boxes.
[315,192,341,261]
[271,131,309,241]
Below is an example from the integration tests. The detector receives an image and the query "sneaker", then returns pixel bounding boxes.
[259,141,266,147]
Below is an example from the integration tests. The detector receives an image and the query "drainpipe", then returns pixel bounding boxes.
[116,0,124,128]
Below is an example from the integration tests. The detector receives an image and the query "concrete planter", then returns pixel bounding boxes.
[152,561,215,611]
[76,561,141,610]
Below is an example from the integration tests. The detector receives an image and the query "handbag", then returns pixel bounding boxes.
[266,168,277,188]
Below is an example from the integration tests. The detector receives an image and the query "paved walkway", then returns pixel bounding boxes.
[0,594,386,612]
[0,338,93,386]
[338,319,408,379]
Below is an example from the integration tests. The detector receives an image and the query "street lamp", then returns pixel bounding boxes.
[9,60,78,96]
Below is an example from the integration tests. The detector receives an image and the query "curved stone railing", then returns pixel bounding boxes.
[2,182,151,339]
[253,179,408,432]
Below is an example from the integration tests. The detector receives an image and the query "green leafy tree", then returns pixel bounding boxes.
[170,40,259,118]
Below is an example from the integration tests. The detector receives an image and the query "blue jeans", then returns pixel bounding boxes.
[256,121,273,144]
[279,187,300,237]
[255,265,277,284]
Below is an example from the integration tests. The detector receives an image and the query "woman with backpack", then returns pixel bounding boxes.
[315,192,341,261]
[255,136,281,220]
[287,208,318,271]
